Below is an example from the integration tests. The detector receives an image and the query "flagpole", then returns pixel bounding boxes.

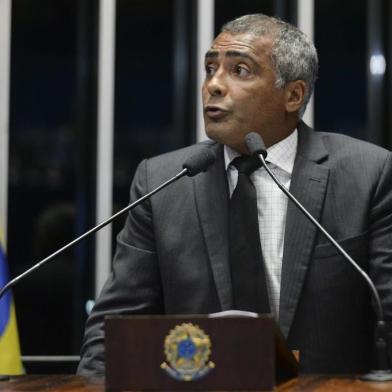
[0,0,12,248]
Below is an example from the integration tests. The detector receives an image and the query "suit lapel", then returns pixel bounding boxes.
[193,144,233,310]
[279,124,330,338]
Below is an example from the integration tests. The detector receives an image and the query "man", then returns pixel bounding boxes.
[78,14,392,375]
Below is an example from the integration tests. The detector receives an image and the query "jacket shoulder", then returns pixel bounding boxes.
[320,131,389,154]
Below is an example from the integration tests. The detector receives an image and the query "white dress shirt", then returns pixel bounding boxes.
[224,130,298,319]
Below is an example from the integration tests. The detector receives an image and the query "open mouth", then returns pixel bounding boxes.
[204,106,228,119]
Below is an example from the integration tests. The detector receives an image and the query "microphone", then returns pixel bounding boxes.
[0,146,216,301]
[183,146,216,176]
[244,131,392,381]
[244,132,267,158]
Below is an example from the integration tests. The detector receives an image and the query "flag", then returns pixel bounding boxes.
[0,230,23,375]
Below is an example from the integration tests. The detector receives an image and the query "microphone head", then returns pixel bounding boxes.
[183,146,217,177]
[245,132,268,159]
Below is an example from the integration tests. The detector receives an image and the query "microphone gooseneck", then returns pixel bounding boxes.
[0,146,216,301]
[244,131,392,381]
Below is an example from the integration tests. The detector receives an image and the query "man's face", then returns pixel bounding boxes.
[202,32,289,153]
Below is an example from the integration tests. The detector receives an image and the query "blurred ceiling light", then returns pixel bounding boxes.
[370,54,386,75]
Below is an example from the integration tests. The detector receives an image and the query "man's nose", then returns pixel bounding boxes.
[205,71,227,97]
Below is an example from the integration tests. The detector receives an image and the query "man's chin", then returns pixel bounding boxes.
[205,125,231,143]
[205,129,227,145]
[205,127,245,153]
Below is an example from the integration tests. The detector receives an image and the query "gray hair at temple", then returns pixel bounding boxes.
[222,14,318,118]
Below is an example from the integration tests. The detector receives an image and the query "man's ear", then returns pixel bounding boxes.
[285,80,306,113]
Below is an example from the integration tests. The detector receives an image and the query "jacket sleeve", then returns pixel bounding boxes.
[367,152,392,363]
[77,159,164,376]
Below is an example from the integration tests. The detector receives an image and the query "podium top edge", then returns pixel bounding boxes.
[105,313,275,320]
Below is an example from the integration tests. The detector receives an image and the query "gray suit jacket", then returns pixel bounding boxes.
[78,123,392,375]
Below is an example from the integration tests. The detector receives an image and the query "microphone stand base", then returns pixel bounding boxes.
[359,370,392,382]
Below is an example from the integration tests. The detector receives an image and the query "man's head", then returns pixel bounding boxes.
[202,14,318,153]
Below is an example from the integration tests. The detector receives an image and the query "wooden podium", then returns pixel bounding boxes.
[105,313,299,391]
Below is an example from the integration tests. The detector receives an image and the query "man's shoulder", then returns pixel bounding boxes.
[297,123,392,179]
[309,134,392,197]
[317,131,391,174]
[318,130,389,156]
[298,121,391,163]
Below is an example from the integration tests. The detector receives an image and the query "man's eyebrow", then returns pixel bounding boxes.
[205,50,259,66]
[205,50,219,59]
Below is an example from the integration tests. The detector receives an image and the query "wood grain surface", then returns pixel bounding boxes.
[1,375,392,391]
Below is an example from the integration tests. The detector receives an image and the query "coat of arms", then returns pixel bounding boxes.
[161,322,215,381]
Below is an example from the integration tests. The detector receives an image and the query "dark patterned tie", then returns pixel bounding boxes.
[229,156,271,313]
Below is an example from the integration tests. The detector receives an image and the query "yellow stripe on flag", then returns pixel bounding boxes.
[0,303,23,374]
[0,227,24,375]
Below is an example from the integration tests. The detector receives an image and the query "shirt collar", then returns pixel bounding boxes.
[224,129,298,175]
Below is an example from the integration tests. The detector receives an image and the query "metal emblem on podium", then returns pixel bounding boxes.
[161,322,215,381]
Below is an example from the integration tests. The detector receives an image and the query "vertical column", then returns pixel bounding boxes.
[0,0,11,245]
[173,0,192,147]
[196,0,214,142]
[297,0,314,127]
[388,0,392,149]
[367,0,386,146]
[95,0,116,297]
[274,0,297,23]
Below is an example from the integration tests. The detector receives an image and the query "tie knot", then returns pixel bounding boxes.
[231,156,262,175]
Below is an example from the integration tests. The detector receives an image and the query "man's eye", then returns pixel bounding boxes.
[205,64,216,75]
[234,65,250,76]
